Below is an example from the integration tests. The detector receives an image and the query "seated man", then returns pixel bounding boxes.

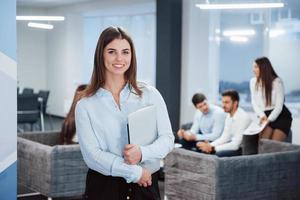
[177,93,226,151]
[197,90,251,157]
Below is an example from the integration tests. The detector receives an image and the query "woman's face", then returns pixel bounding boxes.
[103,38,131,77]
[253,62,260,78]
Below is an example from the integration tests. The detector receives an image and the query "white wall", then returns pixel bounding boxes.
[269,27,300,93]
[46,13,84,116]
[17,7,48,92]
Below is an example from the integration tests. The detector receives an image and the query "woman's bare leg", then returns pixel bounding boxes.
[259,126,273,139]
[271,129,286,141]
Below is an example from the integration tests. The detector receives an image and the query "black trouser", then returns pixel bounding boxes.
[179,139,198,151]
[215,148,242,157]
[85,169,161,200]
[179,139,202,152]
[179,139,242,157]
[242,134,259,155]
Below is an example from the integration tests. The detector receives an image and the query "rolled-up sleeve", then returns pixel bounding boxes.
[140,87,174,162]
[75,100,142,183]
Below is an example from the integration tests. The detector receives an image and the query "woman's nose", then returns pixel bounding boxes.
[116,53,122,61]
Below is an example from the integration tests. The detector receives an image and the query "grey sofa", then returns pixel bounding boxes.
[18,131,88,198]
[165,139,300,200]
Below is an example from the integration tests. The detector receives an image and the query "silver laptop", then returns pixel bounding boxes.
[127,105,157,145]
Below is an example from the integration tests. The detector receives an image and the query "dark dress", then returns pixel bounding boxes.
[84,169,161,200]
[264,104,292,135]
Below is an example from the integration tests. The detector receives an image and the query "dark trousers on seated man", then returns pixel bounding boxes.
[214,148,242,157]
[179,139,242,157]
[179,139,201,152]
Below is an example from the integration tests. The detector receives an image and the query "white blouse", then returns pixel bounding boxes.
[250,77,285,122]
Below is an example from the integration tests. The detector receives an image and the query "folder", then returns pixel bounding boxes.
[244,120,268,135]
[127,105,157,145]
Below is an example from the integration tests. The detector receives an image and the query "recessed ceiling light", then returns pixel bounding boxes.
[28,22,54,30]
[223,29,256,37]
[196,3,284,10]
[230,36,249,43]
[269,29,286,38]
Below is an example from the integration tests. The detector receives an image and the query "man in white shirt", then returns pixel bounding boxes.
[197,90,251,157]
[177,93,226,151]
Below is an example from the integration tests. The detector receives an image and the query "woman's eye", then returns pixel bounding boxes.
[108,51,115,54]
[123,51,130,54]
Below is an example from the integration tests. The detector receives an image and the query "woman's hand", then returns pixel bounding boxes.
[260,116,269,125]
[196,141,213,153]
[196,141,206,149]
[138,168,152,187]
[177,129,185,139]
[182,132,197,141]
[123,144,142,165]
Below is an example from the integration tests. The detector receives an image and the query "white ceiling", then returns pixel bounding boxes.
[17,0,98,8]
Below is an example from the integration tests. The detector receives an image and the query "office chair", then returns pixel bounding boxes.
[17,94,41,132]
[38,90,52,130]
[22,87,34,95]
[38,90,50,114]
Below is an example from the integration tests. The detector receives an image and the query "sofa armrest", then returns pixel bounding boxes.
[259,139,300,154]
[18,136,88,197]
[17,137,53,193]
[216,150,300,200]
[47,145,88,197]
[18,131,61,146]
[165,148,218,200]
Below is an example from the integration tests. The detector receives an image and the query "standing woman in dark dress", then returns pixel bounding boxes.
[250,57,292,141]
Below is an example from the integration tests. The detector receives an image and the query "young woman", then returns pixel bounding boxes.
[60,84,87,144]
[250,57,292,141]
[75,27,174,200]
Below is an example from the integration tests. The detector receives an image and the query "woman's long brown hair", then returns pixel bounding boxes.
[255,57,278,106]
[60,84,87,144]
[83,26,142,97]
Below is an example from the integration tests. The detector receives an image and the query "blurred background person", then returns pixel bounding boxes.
[177,93,226,151]
[197,90,251,157]
[250,57,292,141]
